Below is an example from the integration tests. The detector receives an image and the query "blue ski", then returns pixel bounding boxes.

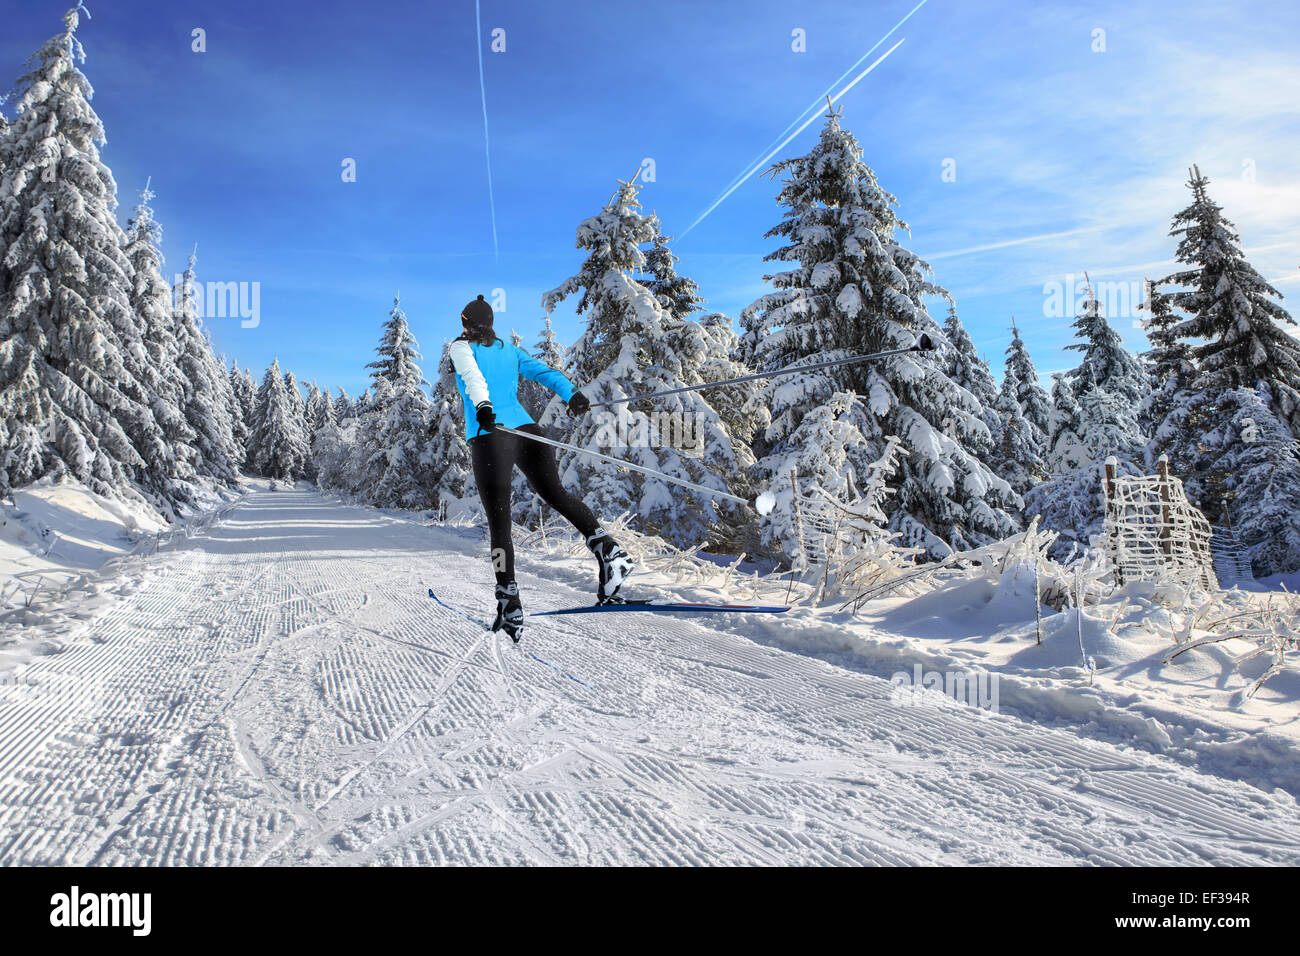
[533,600,790,616]
[427,588,592,690]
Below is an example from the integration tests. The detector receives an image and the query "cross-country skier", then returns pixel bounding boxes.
[446,295,635,641]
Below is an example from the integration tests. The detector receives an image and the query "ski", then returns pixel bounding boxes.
[533,600,790,616]
[428,587,492,631]
[426,588,592,690]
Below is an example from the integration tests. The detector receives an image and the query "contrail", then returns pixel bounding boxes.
[680,38,906,240]
[704,0,930,210]
[475,0,499,258]
[921,225,1113,260]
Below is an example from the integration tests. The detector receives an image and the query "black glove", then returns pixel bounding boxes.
[567,391,591,416]
[475,402,496,435]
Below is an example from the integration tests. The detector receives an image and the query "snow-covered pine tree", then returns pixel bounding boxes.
[994,374,1046,499]
[1029,337,1147,560]
[637,223,705,322]
[172,249,241,484]
[524,314,568,425]
[304,381,323,430]
[426,340,472,508]
[1200,386,1300,576]
[757,391,894,563]
[681,312,767,453]
[1162,165,1300,439]
[312,385,336,432]
[282,370,307,426]
[229,361,256,463]
[248,359,309,482]
[1138,278,1197,457]
[510,316,570,523]
[1063,279,1149,409]
[123,180,199,505]
[1076,381,1146,465]
[334,387,354,420]
[538,177,757,547]
[308,388,356,496]
[1002,319,1052,451]
[536,314,566,370]
[299,380,326,479]
[941,305,1001,459]
[1046,373,1085,474]
[0,7,160,498]
[360,295,434,509]
[280,369,313,479]
[739,105,1017,557]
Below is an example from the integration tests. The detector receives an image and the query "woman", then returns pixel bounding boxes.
[447,295,635,641]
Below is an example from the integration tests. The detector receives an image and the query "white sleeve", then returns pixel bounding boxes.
[448,340,491,407]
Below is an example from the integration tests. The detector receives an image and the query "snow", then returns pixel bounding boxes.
[0,474,242,671]
[845,566,1300,796]
[1,485,1298,865]
[0,476,167,584]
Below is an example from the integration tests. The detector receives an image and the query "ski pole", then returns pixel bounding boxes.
[588,333,934,410]
[495,426,778,515]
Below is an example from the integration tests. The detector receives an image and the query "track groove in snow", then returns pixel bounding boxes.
[1,488,1298,865]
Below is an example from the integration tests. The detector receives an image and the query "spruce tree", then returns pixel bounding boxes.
[361,296,434,508]
[427,341,472,508]
[989,322,1050,499]
[539,178,758,547]
[229,361,255,462]
[1029,311,1147,557]
[994,375,1046,498]
[173,249,241,484]
[1201,386,1300,575]
[1046,374,1086,474]
[0,7,158,498]
[1139,278,1196,455]
[334,387,354,420]
[1163,165,1300,438]
[304,381,323,430]
[1063,279,1149,408]
[740,106,1016,556]
[311,385,337,432]
[1002,320,1052,445]
[283,370,306,425]
[123,181,198,503]
[249,359,309,482]
[941,305,1001,458]
[638,225,704,322]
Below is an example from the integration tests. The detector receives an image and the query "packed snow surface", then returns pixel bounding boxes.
[1,487,1298,865]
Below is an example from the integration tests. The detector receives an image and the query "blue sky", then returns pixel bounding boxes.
[4,0,1298,395]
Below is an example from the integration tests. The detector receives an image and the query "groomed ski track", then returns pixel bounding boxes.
[2,487,1298,866]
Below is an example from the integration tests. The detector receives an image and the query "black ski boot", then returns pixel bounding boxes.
[491,580,524,642]
[586,527,635,605]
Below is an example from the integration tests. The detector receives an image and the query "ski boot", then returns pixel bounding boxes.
[491,580,524,642]
[586,527,636,605]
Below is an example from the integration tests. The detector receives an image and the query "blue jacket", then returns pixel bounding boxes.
[448,338,576,441]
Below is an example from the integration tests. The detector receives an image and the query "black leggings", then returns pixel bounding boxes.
[471,424,600,584]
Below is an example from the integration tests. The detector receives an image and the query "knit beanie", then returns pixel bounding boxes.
[461,294,494,332]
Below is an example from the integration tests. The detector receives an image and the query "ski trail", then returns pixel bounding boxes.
[0,487,1298,866]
